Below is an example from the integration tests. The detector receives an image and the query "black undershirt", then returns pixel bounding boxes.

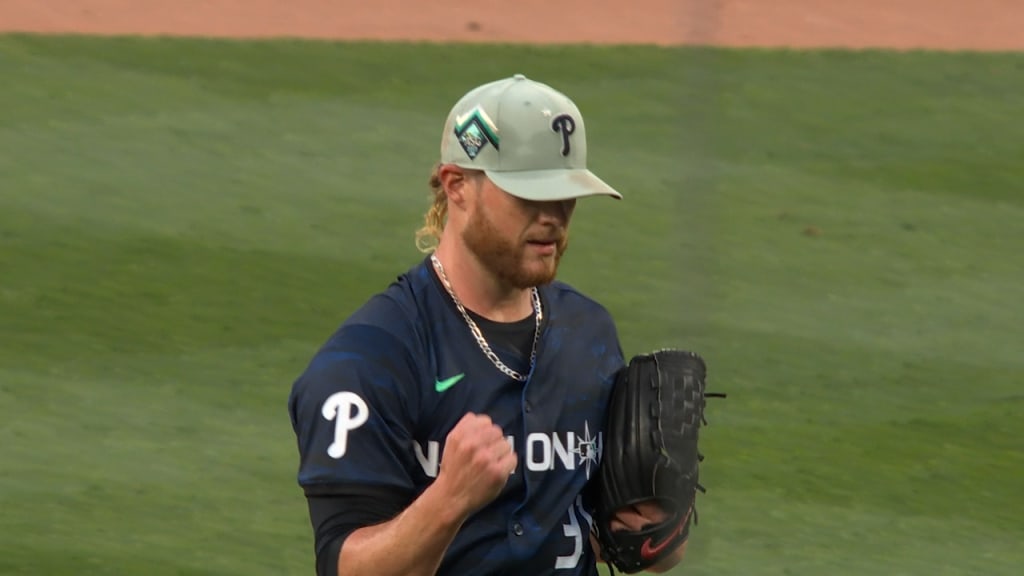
[306,487,413,576]
[466,307,537,359]
[428,261,541,360]
[306,279,541,575]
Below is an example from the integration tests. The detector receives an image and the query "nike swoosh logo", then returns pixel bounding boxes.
[639,508,690,561]
[434,373,465,393]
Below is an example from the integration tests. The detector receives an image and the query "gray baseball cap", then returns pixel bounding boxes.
[440,74,623,201]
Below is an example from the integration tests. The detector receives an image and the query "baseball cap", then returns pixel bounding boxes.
[440,74,623,201]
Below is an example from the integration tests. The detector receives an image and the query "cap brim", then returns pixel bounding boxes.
[485,169,623,201]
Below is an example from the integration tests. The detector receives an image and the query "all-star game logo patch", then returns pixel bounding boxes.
[453,106,500,160]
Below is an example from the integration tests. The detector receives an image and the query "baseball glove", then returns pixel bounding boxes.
[592,349,725,574]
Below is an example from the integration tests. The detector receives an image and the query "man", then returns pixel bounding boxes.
[288,74,686,576]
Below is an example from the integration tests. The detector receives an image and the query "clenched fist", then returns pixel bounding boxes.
[435,413,517,518]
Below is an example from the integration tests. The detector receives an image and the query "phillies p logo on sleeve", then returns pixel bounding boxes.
[321,391,369,459]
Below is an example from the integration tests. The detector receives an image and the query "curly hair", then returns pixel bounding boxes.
[414,163,447,253]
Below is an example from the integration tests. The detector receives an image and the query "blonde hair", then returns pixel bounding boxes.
[415,163,447,253]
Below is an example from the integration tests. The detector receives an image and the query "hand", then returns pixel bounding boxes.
[610,500,688,573]
[609,500,670,532]
[435,413,517,518]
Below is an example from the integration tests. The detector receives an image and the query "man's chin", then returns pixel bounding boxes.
[514,260,561,289]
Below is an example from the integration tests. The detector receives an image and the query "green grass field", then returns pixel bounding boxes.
[1,34,1022,575]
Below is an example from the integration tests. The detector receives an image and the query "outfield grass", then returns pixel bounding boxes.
[1,35,1021,575]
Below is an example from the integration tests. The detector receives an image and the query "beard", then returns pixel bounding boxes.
[462,204,570,289]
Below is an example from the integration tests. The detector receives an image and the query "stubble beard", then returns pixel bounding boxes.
[462,205,569,290]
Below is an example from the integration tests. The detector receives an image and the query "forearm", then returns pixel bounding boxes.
[336,482,467,576]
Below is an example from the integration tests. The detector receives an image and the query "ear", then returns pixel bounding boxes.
[438,164,479,209]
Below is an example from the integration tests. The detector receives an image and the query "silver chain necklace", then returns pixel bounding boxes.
[430,254,542,382]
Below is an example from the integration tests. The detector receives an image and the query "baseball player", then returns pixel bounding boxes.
[288,74,687,576]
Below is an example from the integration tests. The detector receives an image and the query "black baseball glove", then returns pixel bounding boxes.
[592,349,725,574]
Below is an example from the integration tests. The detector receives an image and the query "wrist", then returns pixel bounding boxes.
[421,477,472,532]
[646,540,687,573]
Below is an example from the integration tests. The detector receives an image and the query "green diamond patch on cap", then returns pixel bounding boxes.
[439,73,623,202]
[453,106,500,160]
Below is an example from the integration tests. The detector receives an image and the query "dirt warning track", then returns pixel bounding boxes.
[1,0,1021,51]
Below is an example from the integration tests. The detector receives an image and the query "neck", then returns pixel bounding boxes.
[431,245,535,323]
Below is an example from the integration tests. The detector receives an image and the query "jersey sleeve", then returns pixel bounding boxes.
[288,321,422,499]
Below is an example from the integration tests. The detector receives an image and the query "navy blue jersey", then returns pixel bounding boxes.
[288,256,625,575]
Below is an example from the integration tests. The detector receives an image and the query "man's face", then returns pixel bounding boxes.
[461,176,576,289]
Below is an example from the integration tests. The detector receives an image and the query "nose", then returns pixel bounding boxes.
[537,199,576,224]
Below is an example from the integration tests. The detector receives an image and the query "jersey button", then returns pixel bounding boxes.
[512,522,524,536]
[524,402,532,413]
